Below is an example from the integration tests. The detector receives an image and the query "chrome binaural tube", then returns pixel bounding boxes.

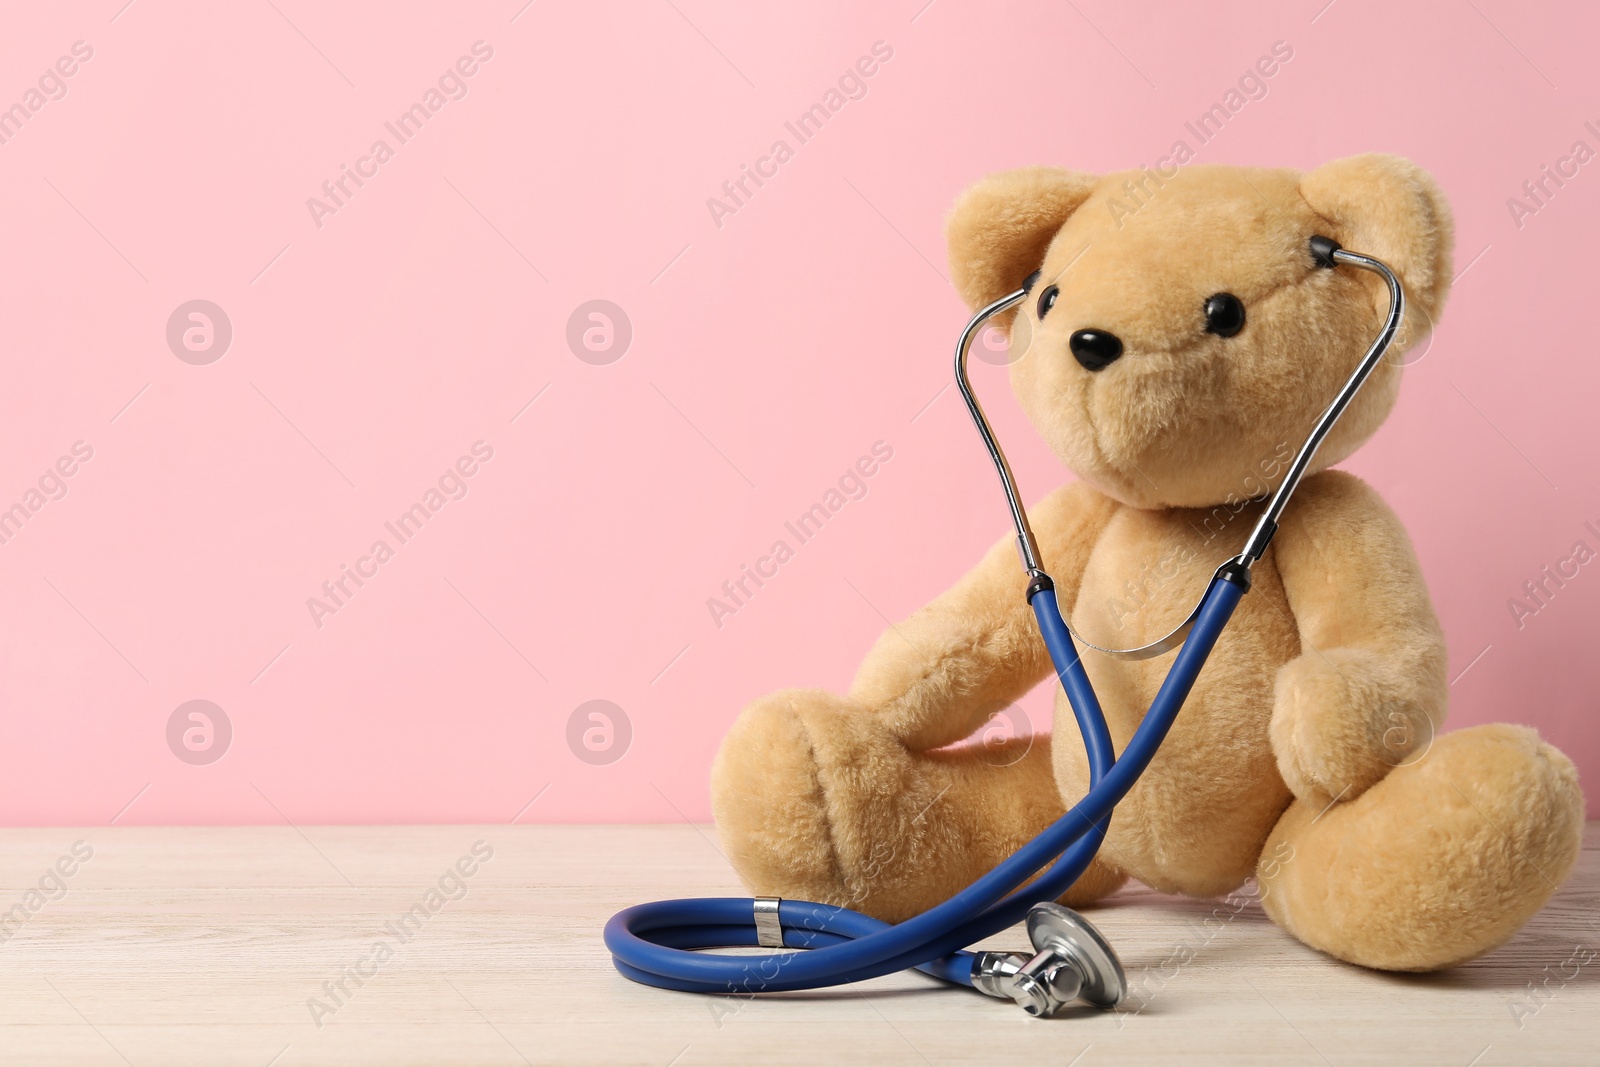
[953,242,1405,660]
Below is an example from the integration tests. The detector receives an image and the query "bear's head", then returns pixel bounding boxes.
[946,154,1453,509]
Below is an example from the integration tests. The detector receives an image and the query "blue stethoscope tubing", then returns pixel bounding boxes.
[604,578,1243,995]
[604,236,1402,1000]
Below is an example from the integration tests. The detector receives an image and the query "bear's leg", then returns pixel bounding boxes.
[712,688,1125,923]
[1256,723,1584,970]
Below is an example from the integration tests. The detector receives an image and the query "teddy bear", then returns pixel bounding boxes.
[710,154,1585,972]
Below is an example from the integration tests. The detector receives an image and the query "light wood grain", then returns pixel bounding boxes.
[0,823,1594,1066]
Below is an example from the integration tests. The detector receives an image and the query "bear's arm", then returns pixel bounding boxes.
[1267,470,1449,805]
[847,480,1117,752]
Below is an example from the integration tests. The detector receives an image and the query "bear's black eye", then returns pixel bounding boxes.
[1203,292,1245,337]
[1037,284,1059,319]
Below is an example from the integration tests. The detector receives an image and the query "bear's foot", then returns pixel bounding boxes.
[1257,723,1584,970]
[711,688,1125,922]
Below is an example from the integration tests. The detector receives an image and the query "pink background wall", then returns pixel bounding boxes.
[0,1,1595,826]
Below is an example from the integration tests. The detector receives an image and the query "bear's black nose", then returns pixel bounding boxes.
[1069,329,1123,371]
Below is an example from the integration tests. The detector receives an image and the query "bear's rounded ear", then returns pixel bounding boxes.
[1298,153,1455,326]
[945,166,1098,313]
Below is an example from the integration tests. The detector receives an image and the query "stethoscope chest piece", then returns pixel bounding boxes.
[972,903,1126,1016]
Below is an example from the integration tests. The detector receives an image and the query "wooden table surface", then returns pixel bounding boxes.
[0,822,1594,1066]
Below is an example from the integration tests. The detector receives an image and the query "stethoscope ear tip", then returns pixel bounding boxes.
[1309,234,1343,269]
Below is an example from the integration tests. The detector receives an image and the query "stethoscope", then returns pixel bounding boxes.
[605,235,1404,1016]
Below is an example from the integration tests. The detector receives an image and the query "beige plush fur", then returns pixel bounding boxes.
[711,155,1584,971]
